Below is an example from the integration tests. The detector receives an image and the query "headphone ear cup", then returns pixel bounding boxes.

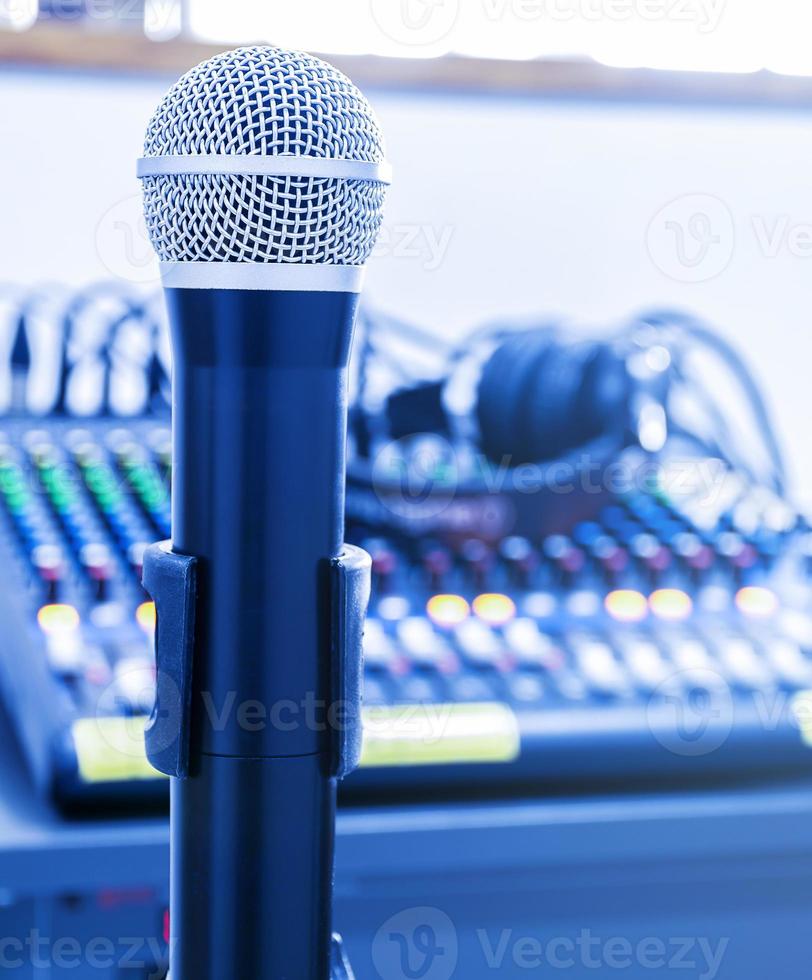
[521,340,592,462]
[477,329,556,462]
[580,344,633,440]
[477,330,632,466]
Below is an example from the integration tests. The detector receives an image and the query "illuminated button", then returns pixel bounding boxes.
[136,601,156,634]
[604,589,648,623]
[426,594,470,629]
[768,640,812,687]
[362,619,396,668]
[620,641,672,691]
[38,604,82,674]
[649,589,693,622]
[396,674,441,703]
[735,586,779,619]
[115,657,156,713]
[90,601,126,629]
[455,618,502,665]
[668,640,727,689]
[397,617,452,666]
[37,603,80,634]
[670,639,711,671]
[698,585,731,613]
[567,590,601,618]
[573,639,629,695]
[523,591,557,619]
[447,674,496,702]
[377,596,410,622]
[505,618,557,667]
[717,637,772,688]
[779,610,812,648]
[507,672,545,703]
[472,593,516,626]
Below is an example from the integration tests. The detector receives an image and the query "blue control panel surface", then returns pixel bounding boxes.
[1,416,812,803]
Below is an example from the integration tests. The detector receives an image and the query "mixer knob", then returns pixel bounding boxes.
[361,537,398,593]
[629,532,671,583]
[498,536,538,586]
[716,531,758,576]
[80,543,113,601]
[672,532,714,578]
[459,538,494,588]
[421,543,452,591]
[592,534,629,585]
[32,544,64,603]
[128,541,149,582]
[542,534,585,586]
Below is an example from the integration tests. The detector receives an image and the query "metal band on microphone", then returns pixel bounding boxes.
[137,155,392,184]
[159,262,366,293]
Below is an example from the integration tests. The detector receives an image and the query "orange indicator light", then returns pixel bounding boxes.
[426,594,470,628]
[136,601,157,634]
[604,590,648,623]
[735,586,778,619]
[649,588,693,622]
[472,593,517,626]
[37,603,80,634]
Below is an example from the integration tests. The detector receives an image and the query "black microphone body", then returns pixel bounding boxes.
[167,288,358,978]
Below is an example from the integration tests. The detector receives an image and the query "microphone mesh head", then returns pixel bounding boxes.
[140,46,387,265]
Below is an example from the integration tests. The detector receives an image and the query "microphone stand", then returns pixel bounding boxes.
[142,289,370,979]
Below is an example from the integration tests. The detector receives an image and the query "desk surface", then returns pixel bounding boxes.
[2,707,812,978]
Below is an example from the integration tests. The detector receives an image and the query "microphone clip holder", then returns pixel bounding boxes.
[142,539,371,979]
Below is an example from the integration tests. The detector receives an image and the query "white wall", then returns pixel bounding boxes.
[1,68,810,496]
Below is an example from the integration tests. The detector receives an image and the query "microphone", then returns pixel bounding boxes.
[137,46,389,979]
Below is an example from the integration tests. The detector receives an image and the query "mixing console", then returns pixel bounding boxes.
[0,287,810,806]
[0,411,811,805]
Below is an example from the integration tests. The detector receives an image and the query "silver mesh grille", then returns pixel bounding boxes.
[140,46,387,265]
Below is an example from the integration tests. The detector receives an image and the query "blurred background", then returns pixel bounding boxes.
[4,0,812,490]
[2,3,812,979]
